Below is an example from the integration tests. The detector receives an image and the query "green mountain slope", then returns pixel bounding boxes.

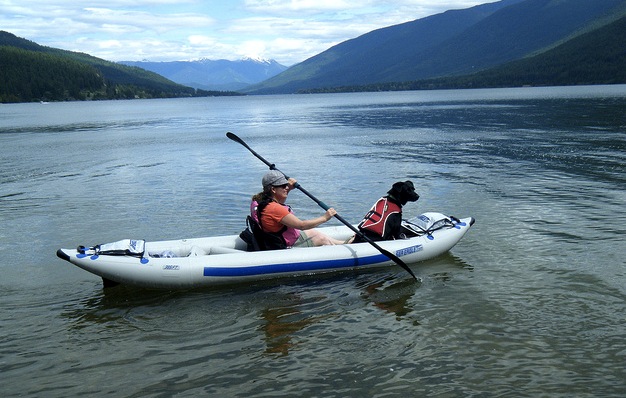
[1,46,105,102]
[382,0,626,82]
[441,15,626,88]
[0,31,235,103]
[246,0,626,94]
[305,16,626,93]
[243,0,523,94]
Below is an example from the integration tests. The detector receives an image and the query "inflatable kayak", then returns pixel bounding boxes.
[56,213,474,288]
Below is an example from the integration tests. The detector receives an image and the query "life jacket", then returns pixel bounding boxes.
[249,199,299,250]
[358,197,401,239]
[243,215,287,251]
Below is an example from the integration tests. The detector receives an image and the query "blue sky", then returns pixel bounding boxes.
[1,0,492,66]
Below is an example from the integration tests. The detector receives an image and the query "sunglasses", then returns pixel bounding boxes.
[274,184,289,189]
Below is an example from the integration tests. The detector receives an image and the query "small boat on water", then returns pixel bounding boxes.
[56,213,474,288]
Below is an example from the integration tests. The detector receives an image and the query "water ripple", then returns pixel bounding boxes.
[2,89,626,397]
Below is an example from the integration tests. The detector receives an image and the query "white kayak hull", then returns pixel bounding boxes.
[57,215,474,288]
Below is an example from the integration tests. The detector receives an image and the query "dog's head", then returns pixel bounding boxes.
[387,180,419,206]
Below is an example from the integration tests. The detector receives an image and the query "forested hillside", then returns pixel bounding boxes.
[444,16,626,88]
[300,16,626,93]
[1,46,105,102]
[246,0,626,94]
[0,31,239,103]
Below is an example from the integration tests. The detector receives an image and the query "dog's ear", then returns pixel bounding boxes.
[388,181,404,196]
[392,181,405,191]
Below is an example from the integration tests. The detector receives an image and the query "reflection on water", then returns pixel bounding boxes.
[2,86,626,396]
[259,293,330,356]
[361,277,419,320]
[62,288,182,330]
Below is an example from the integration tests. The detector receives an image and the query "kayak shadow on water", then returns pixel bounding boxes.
[59,251,474,357]
[257,292,335,357]
[257,250,474,356]
[414,251,474,284]
[60,286,192,331]
[359,276,420,319]
[255,275,422,357]
[358,252,474,319]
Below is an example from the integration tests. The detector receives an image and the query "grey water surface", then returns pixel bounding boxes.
[1,85,625,397]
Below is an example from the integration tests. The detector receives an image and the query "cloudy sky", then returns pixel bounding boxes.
[1,0,493,66]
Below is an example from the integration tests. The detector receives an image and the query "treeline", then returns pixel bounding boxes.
[0,31,243,103]
[300,16,626,94]
[2,46,107,102]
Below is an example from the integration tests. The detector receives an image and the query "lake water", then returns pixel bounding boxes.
[1,86,625,397]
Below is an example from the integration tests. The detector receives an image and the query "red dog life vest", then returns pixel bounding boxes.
[358,197,401,237]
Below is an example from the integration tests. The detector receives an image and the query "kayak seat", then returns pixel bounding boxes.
[239,216,287,251]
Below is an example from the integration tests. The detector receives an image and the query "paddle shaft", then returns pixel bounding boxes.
[226,132,417,280]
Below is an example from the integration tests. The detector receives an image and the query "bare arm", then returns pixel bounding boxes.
[280,208,337,230]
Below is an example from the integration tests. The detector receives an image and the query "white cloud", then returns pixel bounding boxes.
[244,0,362,14]
[0,0,492,65]
[237,40,267,60]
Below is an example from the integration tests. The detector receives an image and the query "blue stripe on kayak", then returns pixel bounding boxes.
[203,253,389,277]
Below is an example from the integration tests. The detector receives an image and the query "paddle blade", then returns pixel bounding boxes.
[227,132,274,169]
[226,131,243,144]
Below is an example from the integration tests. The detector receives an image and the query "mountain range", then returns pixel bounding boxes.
[245,0,626,94]
[2,0,625,103]
[119,58,288,92]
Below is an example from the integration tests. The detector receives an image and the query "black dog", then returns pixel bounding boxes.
[354,181,419,242]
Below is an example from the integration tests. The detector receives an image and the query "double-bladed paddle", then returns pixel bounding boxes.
[226,131,418,281]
